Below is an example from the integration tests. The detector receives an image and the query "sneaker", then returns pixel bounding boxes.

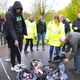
[1,43,3,45]
[14,65,22,72]
[42,48,45,51]
[24,50,29,54]
[15,63,26,69]
[36,48,39,51]
[11,67,15,71]
[4,58,10,62]
[20,64,26,68]
[31,49,34,52]
[48,59,52,63]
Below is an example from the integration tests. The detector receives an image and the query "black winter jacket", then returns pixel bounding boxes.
[72,18,80,32]
[62,19,70,34]
[5,1,27,40]
[36,20,46,34]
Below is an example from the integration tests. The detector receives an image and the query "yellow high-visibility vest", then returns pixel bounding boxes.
[46,21,65,46]
[24,19,37,39]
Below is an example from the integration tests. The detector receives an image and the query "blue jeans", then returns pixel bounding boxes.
[36,33,45,49]
[74,48,80,70]
[49,46,61,60]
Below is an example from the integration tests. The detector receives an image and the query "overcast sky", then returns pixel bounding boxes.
[7,0,71,12]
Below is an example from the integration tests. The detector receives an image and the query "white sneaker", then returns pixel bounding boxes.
[15,63,26,69]
[11,67,15,71]
[14,65,22,72]
[5,58,10,62]
[11,66,22,72]
[19,63,26,68]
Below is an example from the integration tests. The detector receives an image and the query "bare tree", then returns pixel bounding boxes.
[0,0,8,12]
[32,0,54,21]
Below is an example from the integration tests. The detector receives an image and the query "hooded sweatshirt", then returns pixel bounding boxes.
[6,1,27,40]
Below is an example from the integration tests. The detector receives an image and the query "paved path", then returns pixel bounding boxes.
[0,45,80,80]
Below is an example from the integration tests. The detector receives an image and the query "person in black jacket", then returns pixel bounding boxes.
[59,15,70,53]
[72,12,80,32]
[5,1,27,71]
[36,16,46,51]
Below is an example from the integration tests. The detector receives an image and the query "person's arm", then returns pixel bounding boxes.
[21,16,27,35]
[36,22,38,34]
[45,22,51,39]
[44,22,46,33]
[72,21,76,30]
[68,39,78,60]
[34,21,37,37]
[65,21,70,33]
[64,41,78,63]
[6,12,17,40]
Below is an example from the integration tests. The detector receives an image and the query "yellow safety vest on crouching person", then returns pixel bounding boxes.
[46,21,65,46]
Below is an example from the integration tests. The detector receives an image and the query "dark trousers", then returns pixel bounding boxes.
[0,32,6,45]
[74,48,80,70]
[24,39,33,51]
[8,35,23,67]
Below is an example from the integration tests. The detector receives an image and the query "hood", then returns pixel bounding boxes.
[62,19,67,23]
[13,1,23,11]
[8,6,13,11]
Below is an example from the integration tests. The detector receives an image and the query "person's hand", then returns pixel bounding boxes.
[14,40,18,46]
[64,58,69,63]
[74,27,78,30]
[60,35,66,43]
